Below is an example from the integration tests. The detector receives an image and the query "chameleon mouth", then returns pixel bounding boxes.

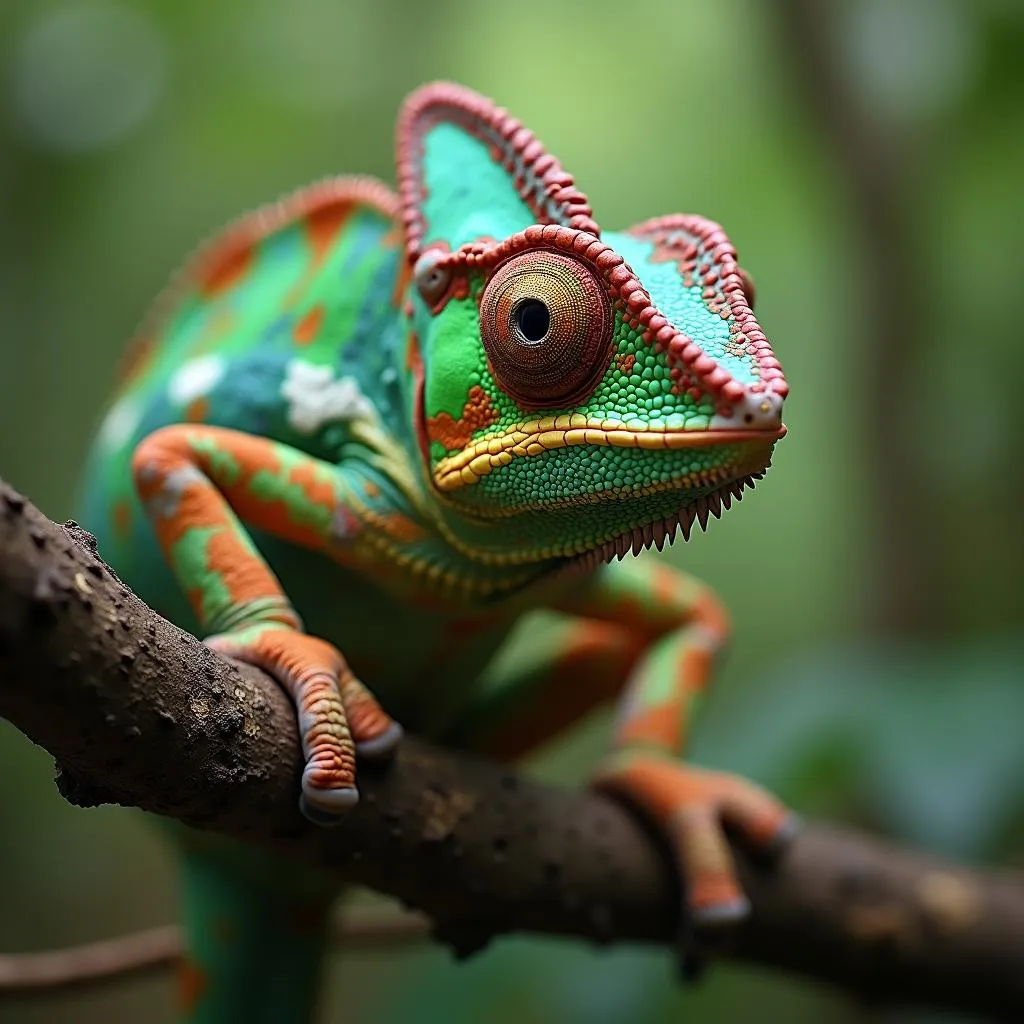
[567,469,768,572]
[432,417,786,492]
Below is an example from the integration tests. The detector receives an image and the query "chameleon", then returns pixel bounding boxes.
[75,82,794,1023]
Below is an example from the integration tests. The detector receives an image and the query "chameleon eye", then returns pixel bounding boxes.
[413,249,453,307]
[478,251,612,409]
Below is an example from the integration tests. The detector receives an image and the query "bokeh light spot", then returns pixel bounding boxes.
[12,1,167,154]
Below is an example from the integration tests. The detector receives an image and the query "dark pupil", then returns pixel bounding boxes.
[515,299,550,342]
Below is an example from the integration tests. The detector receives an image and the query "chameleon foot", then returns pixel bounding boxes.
[338,675,404,758]
[592,753,796,939]
[204,626,400,824]
[299,786,359,826]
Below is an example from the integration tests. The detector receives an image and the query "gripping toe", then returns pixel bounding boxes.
[691,896,751,928]
[762,812,801,857]
[355,720,404,759]
[299,785,359,826]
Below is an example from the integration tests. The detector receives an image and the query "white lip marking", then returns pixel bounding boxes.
[710,389,784,431]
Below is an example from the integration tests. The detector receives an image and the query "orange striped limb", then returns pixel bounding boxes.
[551,559,732,757]
[593,752,794,927]
[450,619,647,761]
[131,425,400,822]
[556,560,796,928]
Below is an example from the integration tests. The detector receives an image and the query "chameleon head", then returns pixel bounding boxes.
[396,84,787,567]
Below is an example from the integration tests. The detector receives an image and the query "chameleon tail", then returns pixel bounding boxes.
[176,844,334,1024]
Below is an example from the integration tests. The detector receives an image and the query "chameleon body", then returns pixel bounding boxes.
[75,83,792,1023]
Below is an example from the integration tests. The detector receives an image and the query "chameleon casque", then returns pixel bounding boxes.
[75,83,793,1022]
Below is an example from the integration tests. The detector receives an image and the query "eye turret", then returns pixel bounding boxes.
[413,248,454,307]
[478,251,612,409]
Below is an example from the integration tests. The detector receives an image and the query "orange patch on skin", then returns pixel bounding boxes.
[616,702,683,752]
[135,434,250,541]
[596,757,786,851]
[609,593,654,634]
[176,958,208,1015]
[198,242,254,298]
[668,367,700,399]
[406,331,422,372]
[283,202,352,307]
[597,758,704,821]
[186,585,207,617]
[616,353,636,375]
[135,427,351,629]
[391,247,412,307]
[185,397,209,423]
[693,590,731,639]
[364,480,380,498]
[132,428,297,615]
[288,461,337,508]
[482,622,643,762]
[680,645,713,692]
[293,304,325,345]
[225,461,336,553]
[305,200,351,265]
[112,498,132,538]
[426,386,500,451]
[407,333,432,469]
[205,527,287,606]
[116,334,158,388]
[651,565,683,611]
[378,512,425,544]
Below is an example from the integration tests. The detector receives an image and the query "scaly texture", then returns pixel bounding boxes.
[74,82,792,1022]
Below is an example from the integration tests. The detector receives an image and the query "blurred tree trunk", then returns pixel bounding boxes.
[774,0,950,638]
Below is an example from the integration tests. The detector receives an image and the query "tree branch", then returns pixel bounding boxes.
[0,478,1021,1019]
[0,908,430,998]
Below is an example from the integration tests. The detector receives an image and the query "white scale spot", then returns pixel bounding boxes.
[141,464,206,520]
[168,355,226,406]
[97,396,142,451]
[280,359,374,435]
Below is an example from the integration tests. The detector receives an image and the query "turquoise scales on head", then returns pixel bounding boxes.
[75,82,791,1023]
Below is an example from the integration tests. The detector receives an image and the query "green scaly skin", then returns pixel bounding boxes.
[75,83,793,1023]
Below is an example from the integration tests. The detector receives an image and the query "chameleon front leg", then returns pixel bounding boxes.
[460,557,794,927]
[131,424,399,822]
[568,558,796,926]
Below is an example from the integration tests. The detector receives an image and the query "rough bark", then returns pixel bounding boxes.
[0,478,1021,1019]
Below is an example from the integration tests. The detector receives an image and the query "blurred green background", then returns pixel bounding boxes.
[1,0,1022,1021]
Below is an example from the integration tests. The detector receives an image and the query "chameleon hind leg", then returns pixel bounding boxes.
[132,424,400,821]
[458,558,794,931]
[446,618,647,760]
[162,821,338,1024]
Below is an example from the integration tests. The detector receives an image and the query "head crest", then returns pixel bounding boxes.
[396,82,600,264]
